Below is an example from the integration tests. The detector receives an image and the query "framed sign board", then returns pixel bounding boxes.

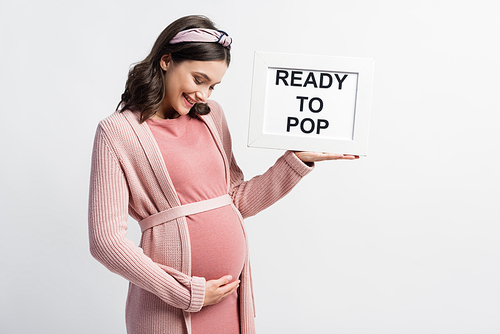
[248,52,374,156]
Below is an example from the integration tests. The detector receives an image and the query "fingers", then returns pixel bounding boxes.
[214,275,232,286]
[204,275,240,307]
[218,278,240,296]
[317,153,359,160]
[326,153,359,160]
[294,151,360,162]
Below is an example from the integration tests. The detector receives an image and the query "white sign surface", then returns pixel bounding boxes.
[264,68,358,140]
[248,52,374,156]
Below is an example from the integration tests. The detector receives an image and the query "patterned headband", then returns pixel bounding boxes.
[169,28,232,49]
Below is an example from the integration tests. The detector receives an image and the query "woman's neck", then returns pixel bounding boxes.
[151,111,180,120]
[154,103,180,119]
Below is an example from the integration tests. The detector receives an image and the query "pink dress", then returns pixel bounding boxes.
[147,115,246,334]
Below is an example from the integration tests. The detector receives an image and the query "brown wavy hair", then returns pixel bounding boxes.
[118,15,231,123]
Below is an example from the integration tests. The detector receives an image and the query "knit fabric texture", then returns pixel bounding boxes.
[88,100,313,333]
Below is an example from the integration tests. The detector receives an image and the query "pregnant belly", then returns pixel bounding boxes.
[187,205,246,281]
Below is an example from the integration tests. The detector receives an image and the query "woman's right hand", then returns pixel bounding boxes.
[203,275,240,307]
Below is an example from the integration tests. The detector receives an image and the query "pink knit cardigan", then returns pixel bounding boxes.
[88,100,313,334]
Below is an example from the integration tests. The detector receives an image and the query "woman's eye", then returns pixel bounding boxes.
[194,77,202,84]
[209,86,215,91]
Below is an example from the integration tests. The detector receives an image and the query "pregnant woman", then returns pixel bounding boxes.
[88,14,357,334]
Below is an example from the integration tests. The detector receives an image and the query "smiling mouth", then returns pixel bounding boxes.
[183,93,197,106]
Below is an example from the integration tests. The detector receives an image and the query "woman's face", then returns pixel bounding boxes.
[159,55,228,118]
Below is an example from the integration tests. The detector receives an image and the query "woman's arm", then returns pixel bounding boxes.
[210,100,358,219]
[227,149,313,219]
[88,126,205,312]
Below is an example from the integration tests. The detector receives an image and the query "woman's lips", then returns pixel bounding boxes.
[183,93,197,107]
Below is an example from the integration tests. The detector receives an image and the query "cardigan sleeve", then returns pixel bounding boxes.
[215,107,314,219]
[229,150,313,219]
[88,125,205,312]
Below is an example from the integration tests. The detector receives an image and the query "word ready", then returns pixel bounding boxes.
[275,70,348,90]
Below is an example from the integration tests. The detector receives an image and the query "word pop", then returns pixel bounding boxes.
[286,117,329,134]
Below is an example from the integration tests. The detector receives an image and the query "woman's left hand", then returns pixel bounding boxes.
[294,151,359,163]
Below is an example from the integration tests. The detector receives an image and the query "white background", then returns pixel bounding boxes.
[1,0,499,333]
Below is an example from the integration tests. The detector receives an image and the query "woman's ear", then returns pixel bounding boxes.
[160,54,171,71]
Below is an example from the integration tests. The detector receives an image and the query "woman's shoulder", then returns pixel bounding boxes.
[206,100,223,117]
[206,99,231,124]
[202,99,229,130]
[93,108,147,161]
[97,108,139,133]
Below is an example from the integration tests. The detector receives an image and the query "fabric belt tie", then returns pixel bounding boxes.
[139,194,233,233]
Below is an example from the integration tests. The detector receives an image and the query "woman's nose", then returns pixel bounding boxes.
[196,88,210,102]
